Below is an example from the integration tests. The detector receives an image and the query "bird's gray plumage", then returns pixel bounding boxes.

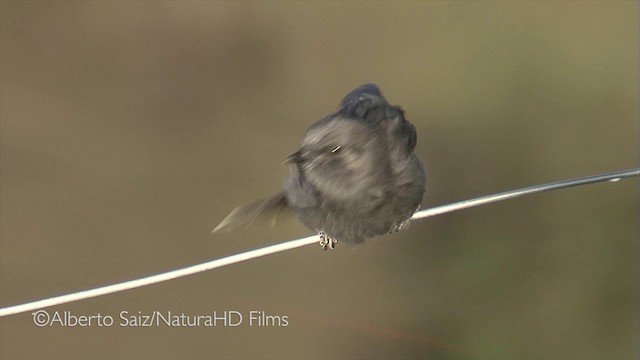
[213,84,426,248]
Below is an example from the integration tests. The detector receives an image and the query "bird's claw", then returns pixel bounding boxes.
[319,231,338,250]
[390,218,412,233]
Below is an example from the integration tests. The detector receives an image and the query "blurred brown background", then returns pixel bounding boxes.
[1,1,637,359]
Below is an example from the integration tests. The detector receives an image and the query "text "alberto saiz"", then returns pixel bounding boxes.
[32,310,289,327]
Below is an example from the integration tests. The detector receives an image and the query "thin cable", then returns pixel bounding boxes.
[414,168,639,220]
[1,168,637,317]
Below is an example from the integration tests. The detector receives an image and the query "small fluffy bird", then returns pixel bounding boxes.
[213,84,426,250]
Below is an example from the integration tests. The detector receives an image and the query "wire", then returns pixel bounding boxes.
[1,168,637,317]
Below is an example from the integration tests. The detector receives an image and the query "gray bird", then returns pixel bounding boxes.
[212,84,426,250]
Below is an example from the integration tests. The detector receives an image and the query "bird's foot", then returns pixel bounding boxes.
[391,219,412,233]
[319,231,338,250]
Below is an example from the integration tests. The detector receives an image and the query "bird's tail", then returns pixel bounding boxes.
[211,192,288,233]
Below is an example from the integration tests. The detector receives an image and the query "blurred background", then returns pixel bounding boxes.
[1,1,637,359]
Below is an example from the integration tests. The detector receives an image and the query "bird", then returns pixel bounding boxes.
[212,84,426,250]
